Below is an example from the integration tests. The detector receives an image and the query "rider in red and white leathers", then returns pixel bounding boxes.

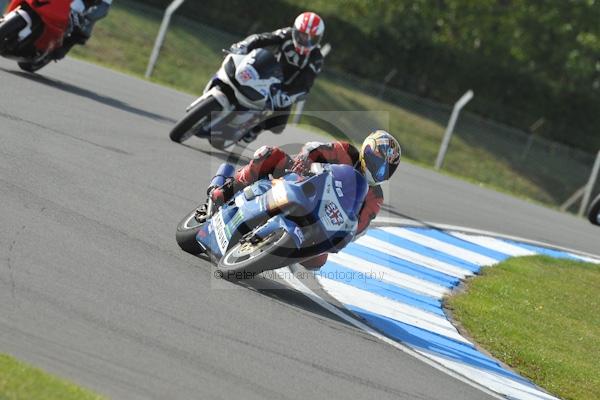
[210,131,402,269]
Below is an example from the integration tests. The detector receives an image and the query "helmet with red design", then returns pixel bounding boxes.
[360,130,402,186]
[292,12,325,56]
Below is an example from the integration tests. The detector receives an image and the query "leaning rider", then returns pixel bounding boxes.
[208,130,402,269]
[228,11,325,142]
[53,0,112,60]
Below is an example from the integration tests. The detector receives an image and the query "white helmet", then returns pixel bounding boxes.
[292,12,325,56]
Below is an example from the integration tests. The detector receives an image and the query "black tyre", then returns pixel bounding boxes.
[18,57,52,73]
[588,194,600,226]
[176,207,207,254]
[217,230,296,279]
[0,13,27,53]
[169,96,222,143]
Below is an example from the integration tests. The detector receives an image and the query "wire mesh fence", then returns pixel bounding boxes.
[68,0,598,211]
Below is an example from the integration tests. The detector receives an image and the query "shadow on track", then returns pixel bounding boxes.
[379,204,467,232]
[230,273,356,327]
[192,249,355,327]
[180,143,252,166]
[380,204,416,220]
[2,68,177,124]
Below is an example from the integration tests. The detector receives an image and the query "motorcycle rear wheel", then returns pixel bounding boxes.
[18,57,52,73]
[217,230,296,279]
[587,194,600,226]
[169,96,222,143]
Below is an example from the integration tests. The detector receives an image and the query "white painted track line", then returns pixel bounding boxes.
[381,227,500,265]
[449,231,537,257]
[328,252,449,298]
[275,267,505,400]
[357,235,474,278]
[318,277,469,344]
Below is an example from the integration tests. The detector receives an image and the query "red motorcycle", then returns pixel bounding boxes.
[0,0,71,72]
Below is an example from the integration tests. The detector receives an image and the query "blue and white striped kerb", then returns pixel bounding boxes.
[316,226,600,400]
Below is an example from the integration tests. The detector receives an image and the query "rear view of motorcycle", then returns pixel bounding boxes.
[175,162,367,279]
[169,48,303,150]
[0,0,72,72]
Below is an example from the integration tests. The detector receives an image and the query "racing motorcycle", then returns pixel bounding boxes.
[0,0,72,72]
[588,193,600,226]
[169,48,303,150]
[175,162,368,278]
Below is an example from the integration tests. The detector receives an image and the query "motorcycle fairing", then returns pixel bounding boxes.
[218,49,282,110]
[195,164,368,260]
[196,185,273,258]
[7,0,71,52]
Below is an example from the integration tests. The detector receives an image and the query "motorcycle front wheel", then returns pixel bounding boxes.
[18,57,52,73]
[217,230,296,279]
[169,96,222,143]
[588,194,600,226]
[175,206,207,254]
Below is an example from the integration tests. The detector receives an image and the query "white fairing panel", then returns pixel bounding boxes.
[318,174,358,234]
[212,209,229,254]
[218,53,280,110]
[6,10,34,41]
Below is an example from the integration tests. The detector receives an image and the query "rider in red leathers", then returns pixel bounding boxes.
[209,131,402,269]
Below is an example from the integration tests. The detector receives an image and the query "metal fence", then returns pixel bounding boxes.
[73,0,599,212]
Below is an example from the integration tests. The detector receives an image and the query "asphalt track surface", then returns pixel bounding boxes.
[0,57,597,400]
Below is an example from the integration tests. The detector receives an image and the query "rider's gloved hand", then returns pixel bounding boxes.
[291,157,311,175]
[230,43,248,55]
[271,90,293,110]
[208,178,235,206]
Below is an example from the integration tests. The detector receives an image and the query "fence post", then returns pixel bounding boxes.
[377,68,398,99]
[560,185,586,212]
[520,117,545,161]
[145,0,187,79]
[578,149,600,216]
[435,90,474,170]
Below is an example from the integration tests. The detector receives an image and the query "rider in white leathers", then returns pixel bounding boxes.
[53,0,111,59]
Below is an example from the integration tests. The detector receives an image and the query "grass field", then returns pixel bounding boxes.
[446,256,600,400]
[70,0,596,208]
[0,354,104,400]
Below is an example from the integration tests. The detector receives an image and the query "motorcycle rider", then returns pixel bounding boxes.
[208,130,402,269]
[228,11,325,142]
[53,0,112,60]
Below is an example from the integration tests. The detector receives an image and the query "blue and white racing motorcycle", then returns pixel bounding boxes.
[175,162,368,277]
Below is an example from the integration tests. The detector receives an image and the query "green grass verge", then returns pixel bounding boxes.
[446,256,600,400]
[0,354,104,400]
[70,0,593,208]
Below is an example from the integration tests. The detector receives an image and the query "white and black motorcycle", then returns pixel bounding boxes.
[169,48,302,150]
